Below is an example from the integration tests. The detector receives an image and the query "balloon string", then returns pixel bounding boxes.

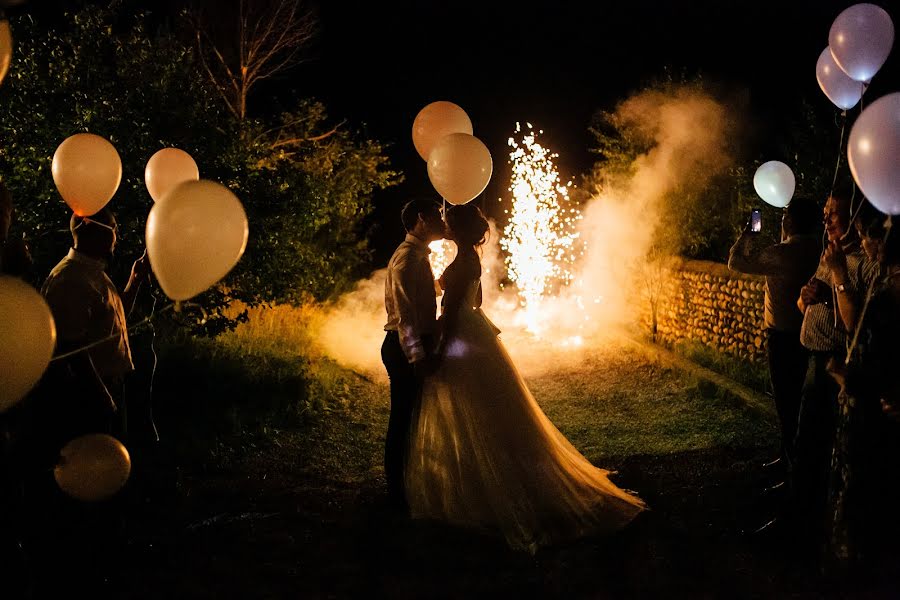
[829,110,848,198]
[825,109,850,327]
[147,295,161,442]
[846,83,869,230]
[48,301,204,362]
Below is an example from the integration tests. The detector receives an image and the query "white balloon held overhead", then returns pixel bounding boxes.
[51,133,122,216]
[753,161,795,208]
[816,47,863,110]
[829,3,894,83]
[146,180,249,301]
[412,101,473,161]
[848,92,900,216]
[145,148,200,203]
[427,133,493,205]
[0,276,56,413]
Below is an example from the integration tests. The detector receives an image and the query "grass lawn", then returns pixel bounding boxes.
[97,308,899,598]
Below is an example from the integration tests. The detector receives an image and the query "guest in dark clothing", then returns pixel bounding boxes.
[39,210,146,446]
[792,192,878,551]
[0,179,29,595]
[22,208,150,595]
[825,205,900,570]
[728,197,821,468]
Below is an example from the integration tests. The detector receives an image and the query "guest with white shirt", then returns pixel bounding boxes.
[39,208,150,446]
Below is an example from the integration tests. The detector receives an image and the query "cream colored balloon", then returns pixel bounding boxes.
[427,133,493,205]
[51,133,122,216]
[0,20,12,87]
[54,434,131,502]
[146,180,248,301]
[145,148,200,203]
[412,101,473,161]
[0,276,56,412]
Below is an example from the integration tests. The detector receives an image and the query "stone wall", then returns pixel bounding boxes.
[642,259,767,363]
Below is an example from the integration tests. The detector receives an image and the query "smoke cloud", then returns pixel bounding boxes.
[317,85,739,377]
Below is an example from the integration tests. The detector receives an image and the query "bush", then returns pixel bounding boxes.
[0,4,399,331]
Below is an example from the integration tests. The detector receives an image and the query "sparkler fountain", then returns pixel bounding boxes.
[500,123,585,338]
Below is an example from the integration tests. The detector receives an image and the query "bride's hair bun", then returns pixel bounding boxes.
[446,203,489,247]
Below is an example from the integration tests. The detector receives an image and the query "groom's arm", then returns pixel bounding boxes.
[391,257,433,364]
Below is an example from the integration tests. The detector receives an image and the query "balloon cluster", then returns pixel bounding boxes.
[413,101,492,205]
[821,3,898,216]
[756,3,896,213]
[49,136,249,299]
[2,133,250,501]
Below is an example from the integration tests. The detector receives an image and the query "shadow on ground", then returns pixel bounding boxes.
[107,439,900,599]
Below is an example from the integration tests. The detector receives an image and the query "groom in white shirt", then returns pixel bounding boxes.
[382,198,445,513]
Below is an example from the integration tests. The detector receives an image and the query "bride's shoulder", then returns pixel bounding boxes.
[444,252,481,282]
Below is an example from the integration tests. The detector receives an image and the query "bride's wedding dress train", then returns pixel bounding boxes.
[406,282,645,553]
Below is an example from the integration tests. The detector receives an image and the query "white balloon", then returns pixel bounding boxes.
[0,276,56,412]
[427,133,492,205]
[848,92,900,216]
[0,19,11,87]
[829,3,894,83]
[816,47,863,110]
[146,180,249,301]
[412,101,473,161]
[51,133,122,217]
[753,161,795,208]
[145,148,200,203]
[54,434,131,502]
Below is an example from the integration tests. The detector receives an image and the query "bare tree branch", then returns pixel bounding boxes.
[269,123,343,149]
[195,29,242,118]
[192,0,316,121]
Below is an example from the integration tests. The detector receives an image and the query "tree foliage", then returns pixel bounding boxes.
[0,4,399,330]
[585,73,839,261]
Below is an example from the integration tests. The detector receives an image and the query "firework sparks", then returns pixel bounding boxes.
[501,123,583,333]
[428,238,456,280]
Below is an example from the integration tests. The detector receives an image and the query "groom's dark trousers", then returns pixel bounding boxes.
[381,331,425,511]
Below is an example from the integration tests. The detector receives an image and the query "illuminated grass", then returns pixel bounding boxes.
[152,304,775,474]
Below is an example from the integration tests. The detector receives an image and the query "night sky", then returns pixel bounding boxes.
[16,0,900,261]
[295,0,898,261]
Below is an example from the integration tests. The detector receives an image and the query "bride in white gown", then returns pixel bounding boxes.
[406,203,645,553]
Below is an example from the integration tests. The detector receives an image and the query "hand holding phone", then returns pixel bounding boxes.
[750,208,762,233]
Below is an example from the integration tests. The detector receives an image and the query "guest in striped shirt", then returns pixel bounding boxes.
[791,190,878,549]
